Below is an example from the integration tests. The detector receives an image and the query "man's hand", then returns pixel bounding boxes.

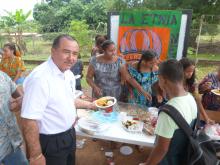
[9,96,23,112]
[22,119,42,165]
[30,154,46,165]
[90,101,97,110]
[75,98,97,110]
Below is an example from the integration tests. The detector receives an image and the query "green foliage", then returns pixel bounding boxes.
[33,0,108,32]
[0,9,33,53]
[83,0,108,29]
[41,32,64,41]
[68,20,92,57]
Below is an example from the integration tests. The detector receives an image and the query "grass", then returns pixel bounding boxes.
[22,54,50,61]
[199,34,220,43]
[188,53,220,61]
[195,64,218,81]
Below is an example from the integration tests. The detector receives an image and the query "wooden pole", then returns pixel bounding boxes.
[195,15,204,64]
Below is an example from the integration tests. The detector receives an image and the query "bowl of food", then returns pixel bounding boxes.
[95,96,117,114]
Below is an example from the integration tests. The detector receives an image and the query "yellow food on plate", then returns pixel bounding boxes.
[96,97,108,106]
[215,89,220,94]
[107,100,113,106]
[212,89,220,95]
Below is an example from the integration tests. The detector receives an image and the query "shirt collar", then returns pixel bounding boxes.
[48,57,65,78]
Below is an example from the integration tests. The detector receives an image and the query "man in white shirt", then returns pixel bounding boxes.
[21,34,95,165]
[140,59,197,165]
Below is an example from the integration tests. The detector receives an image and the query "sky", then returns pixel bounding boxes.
[0,0,40,19]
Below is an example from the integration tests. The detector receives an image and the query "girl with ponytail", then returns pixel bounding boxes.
[127,50,159,106]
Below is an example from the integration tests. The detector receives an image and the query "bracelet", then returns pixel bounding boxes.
[29,153,43,162]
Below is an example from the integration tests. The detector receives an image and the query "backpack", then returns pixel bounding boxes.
[159,104,220,165]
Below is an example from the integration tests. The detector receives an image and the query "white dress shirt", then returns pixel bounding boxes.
[21,57,76,134]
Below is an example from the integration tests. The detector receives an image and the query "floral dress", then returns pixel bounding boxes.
[0,56,25,80]
[128,65,158,107]
[0,71,23,161]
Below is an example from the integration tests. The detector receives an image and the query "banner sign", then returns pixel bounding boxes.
[117,10,182,61]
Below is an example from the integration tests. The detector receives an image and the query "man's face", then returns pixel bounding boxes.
[51,38,79,72]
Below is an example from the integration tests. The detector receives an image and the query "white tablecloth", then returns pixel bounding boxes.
[75,109,155,147]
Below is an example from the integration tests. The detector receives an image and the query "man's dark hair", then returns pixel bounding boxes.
[159,59,184,83]
[52,34,77,49]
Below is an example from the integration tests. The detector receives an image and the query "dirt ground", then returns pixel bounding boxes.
[76,136,152,165]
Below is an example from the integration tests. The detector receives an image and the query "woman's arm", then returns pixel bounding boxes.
[86,64,102,97]
[120,64,152,101]
[194,94,215,124]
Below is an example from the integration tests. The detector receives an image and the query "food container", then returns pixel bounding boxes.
[95,96,117,115]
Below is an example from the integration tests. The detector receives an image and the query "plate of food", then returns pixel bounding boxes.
[122,119,143,133]
[211,89,220,96]
[95,96,117,113]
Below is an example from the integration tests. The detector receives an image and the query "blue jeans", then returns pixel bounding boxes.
[1,147,29,165]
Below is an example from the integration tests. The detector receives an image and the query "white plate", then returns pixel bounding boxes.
[122,119,144,133]
[211,89,220,96]
[77,117,109,135]
[120,146,133,155]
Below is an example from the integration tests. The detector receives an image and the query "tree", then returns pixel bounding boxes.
[33,0,109,32]
[83,0,108,29]
[0,9,32,53]
[68,20,92,57]
[33,0,85,32]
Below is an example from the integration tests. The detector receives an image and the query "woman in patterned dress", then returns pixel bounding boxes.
[86,40,151,101]
[127,50,159,107]
[0,43,25,84]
